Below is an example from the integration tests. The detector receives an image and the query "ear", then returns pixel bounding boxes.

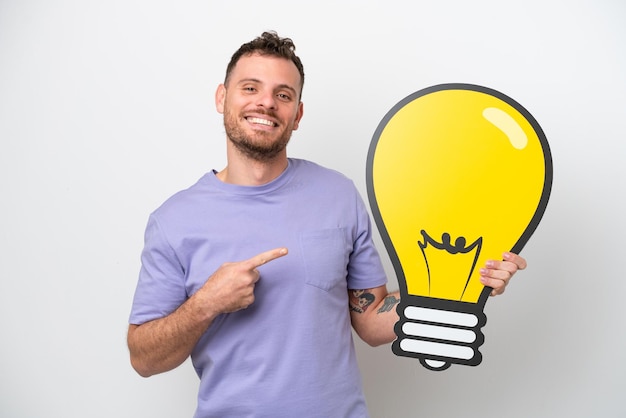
[215,84,226,114]
[292,101,304,131]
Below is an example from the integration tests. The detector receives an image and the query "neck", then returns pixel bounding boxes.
[216,145,289,186]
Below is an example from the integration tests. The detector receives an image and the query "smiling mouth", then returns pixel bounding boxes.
[246,116,277,127]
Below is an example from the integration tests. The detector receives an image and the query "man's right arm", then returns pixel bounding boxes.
[127,247,288,377]
[127,289,219,377]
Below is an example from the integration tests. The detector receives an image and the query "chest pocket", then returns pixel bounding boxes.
[299,228,349,291]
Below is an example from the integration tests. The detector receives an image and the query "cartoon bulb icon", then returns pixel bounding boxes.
[366,84,552,370]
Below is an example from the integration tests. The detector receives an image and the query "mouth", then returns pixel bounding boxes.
[245,116,278,128]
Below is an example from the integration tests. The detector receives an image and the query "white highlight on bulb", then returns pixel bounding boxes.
[482,107,528,150]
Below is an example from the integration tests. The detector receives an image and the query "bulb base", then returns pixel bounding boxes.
[392,295,486,370]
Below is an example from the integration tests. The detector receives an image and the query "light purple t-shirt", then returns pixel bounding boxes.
[129,158,387,418]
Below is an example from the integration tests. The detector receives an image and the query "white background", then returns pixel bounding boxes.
[1,1,625,417]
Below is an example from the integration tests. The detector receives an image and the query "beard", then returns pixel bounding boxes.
[223,106,294,163]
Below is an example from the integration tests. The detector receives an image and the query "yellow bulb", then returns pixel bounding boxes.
[367,84,552,370]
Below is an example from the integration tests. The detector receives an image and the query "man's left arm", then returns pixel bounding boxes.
[349,285,400,346]
[349,252,527,346]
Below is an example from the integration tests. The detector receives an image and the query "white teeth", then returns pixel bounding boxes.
[248,117,275,127]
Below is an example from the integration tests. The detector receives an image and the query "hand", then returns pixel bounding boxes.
[198,247,288,315]
[479,252,527,296]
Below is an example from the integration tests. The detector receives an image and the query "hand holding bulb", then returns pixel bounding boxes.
[480,252,528,296]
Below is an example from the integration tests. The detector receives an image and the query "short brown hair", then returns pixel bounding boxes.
[224,31,305,99]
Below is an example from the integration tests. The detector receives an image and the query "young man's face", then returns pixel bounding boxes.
[216,53,304,162]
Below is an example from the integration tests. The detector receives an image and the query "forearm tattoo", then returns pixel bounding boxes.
[349,290,399,314]
[377,295,400,313]
[349,289,375,313]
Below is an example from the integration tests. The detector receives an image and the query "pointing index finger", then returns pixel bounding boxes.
[246,247,288,269]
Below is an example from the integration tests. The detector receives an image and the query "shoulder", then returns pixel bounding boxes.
[289,158,354,187]
[150,173,213,220]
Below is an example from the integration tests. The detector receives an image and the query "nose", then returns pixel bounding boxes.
[256,90,277,110]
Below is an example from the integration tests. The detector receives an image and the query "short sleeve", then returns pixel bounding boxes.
[128,214,188,325]
[346,189,387,290]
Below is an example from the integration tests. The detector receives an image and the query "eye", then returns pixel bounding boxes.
[277,93,292,101]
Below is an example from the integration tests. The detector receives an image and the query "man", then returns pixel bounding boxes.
[128,31,526,417]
